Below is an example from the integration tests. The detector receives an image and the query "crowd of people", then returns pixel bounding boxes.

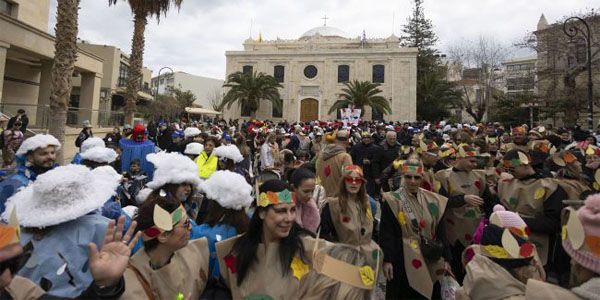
[0,116,598,299]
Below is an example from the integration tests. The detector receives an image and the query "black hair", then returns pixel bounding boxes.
[231,179,312,286]
[130,159,141,165]
[204,199,249,234]
[290,167,316,189]
[135,193,181,252]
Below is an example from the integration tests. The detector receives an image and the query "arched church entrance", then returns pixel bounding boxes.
[300,98,319,122]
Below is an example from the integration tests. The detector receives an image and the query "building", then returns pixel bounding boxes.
[223,25,418,122]
[76,42,153,123]
[501,56,537,96]
[534,13,600,127]
[0,0,104,128]
[151,71,223,109]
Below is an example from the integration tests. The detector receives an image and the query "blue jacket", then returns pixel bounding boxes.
[18,212,109,298]
[191,223,238,278]
[0,161,57,214]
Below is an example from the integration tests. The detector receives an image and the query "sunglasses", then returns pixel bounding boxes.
[344,177,364,185]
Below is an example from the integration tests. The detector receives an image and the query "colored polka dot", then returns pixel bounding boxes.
[411,259,422,269]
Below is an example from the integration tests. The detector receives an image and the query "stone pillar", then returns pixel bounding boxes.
[36,60,53,128]
[0,41,10,104]
[79,72,101,126]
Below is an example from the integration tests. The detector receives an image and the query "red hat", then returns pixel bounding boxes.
[132,124,146,142]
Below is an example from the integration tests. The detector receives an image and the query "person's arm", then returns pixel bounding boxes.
[522,186,566,234]
[436,184,467,208]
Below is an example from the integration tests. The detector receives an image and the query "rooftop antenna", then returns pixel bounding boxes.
[392,12,395,35]
[322,15,329,26]
[249,18,254,38]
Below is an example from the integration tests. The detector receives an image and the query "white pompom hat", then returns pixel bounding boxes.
[145,152,201,190]
[184,142,204,156]
[199,170,253,210]
[4,164,121,228]
[80,137,105,153]
[184,127,201,139]
[213,145,243,163]
[16,134,61,156]
[80,147,118,163]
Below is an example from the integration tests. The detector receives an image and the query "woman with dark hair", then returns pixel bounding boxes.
[550,150,591,200]
[290,167,321,233]
[192,170,253,298]
[319,165,381,268]
[215,179,316,299]
[126,192,210,299]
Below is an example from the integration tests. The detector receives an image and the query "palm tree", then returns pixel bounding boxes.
[108,0,183,124]
[48,0,80,162]
[221,71,283,119]
[328,80,391,117]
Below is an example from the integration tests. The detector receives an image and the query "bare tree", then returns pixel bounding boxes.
[517,11,600,127]
[447,36,509,122]
[208,87,224,112]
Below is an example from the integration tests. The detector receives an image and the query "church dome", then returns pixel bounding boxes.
[300,26,349,39]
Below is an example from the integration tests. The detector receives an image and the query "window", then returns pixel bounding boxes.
[272,103,283,118]
[118,63,128,87]
[372,64,385,83]
[506,77,535,91]
[242,65,253,75]
[274,65,285,83]
[0,0,13,16]
[304,65,318,79]
[338,65,349,83]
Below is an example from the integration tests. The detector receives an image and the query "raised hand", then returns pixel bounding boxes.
[88,216,141,287]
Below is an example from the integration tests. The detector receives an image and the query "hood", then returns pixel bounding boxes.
[321,144,346,161]
[462,255,526,300]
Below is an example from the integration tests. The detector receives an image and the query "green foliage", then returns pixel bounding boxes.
[417,71,462,121]
[402,0,457,120]
[140,86,194,119]
[328,80,391,116]
[167,86,196,109]
[489,93,535,127]
[221,71,283,117]
[108,0,183,21]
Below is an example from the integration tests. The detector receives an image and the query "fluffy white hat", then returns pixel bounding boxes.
[136,188,153,204]
[146,152,201,190]
[184,143,204,155]
[81,137,105,153]
[80,147,118,163]
[184,127,201,139]
[16,134,61,156]
[4,164,121,228]
[443,125,452,132]
[214,145,243,163]
[199,170,253,210]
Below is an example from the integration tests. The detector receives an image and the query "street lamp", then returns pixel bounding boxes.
[155,66,174,97]
[563,17,594,131]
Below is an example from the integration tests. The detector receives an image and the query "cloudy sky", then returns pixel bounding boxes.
[49,0,596,80]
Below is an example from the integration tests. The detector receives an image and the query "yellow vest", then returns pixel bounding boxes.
[195,151,218,179]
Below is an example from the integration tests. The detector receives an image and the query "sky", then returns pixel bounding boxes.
[48,0,598,80]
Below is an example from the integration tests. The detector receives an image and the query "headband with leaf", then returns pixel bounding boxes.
[561,207,600,258]
[142,204,185,241]
[0,209,20,249]
[257,189,296,207]
[502,151,530,168]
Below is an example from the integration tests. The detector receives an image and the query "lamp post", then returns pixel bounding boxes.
[155,66,174,97]
[563,17,594,131]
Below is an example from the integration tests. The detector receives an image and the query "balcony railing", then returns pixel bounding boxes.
[0,103,124,129]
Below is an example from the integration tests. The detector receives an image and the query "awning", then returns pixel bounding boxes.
[184,107,222,115]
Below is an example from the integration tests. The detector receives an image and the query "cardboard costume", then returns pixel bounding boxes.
[216,235,318,300]
[325,197,382,268]
[498,177,558,264]
[382,187,448,299]
[556,178,590,201]
[435,168,487,246]
[122,238,210,300]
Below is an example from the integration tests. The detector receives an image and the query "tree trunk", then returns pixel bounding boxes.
[124,11,147,125]
[48,0,79,163]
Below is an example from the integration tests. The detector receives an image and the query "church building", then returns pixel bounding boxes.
[223,24,418,122]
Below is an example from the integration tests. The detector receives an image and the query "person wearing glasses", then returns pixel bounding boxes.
[319,165,381,268]
[380,156,451,299]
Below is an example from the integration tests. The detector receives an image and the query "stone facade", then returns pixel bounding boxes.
[223,26,418,122]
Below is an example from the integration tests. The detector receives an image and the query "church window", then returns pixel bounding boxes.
[304,65,318,79]
[338,65,350,83]
[274,65,285,83]
[242,65,253,75]
[372,65,385,83]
